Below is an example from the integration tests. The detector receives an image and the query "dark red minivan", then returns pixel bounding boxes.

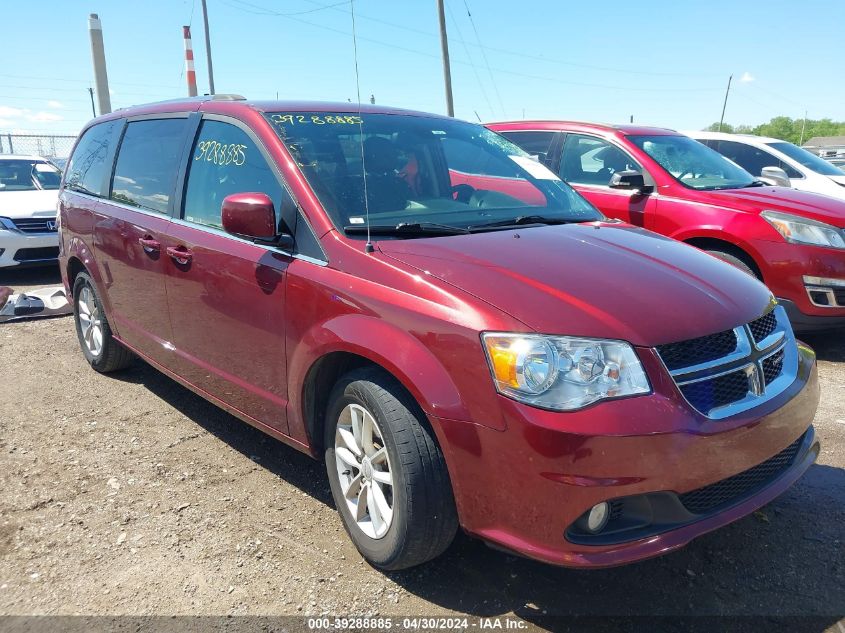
[59,97,819,570]
[489,121,845,331]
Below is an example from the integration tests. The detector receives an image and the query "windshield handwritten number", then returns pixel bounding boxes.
[194,140,247,166]
[269,114,363,126]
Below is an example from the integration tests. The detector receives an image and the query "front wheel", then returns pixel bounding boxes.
[324,367,458,570]
[706,249,758,279]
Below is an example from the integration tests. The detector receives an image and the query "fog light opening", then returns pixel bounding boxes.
[579,502,610,534]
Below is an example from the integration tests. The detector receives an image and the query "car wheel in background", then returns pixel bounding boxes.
[706,249,758,279]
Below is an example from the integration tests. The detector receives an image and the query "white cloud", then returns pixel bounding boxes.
[47,100,64,109]
[740,72,755,83]
[26,111,64,123]
[0,105,24,118]
[0,119,14,127]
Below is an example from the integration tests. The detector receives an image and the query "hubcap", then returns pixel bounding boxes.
[78,285,103,357]
[334,403,394,539]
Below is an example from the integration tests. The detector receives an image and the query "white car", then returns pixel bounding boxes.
[686,131,845,201]
[0,155,62,268]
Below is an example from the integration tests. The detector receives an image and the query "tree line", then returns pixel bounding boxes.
[704,117,845,146]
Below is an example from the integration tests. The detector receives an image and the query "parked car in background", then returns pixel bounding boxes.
[0,154,62,267]
[489,121,845,330]
[688,131,845,200]
[59,97,819,570]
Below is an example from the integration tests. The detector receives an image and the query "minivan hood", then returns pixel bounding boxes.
[377,222,773,346]
[0,190,59,219]
[702,186,845,228]
[827,174,845,187]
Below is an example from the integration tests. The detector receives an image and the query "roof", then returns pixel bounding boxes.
[486,120,679,136]
[103,95,451,122]
[685,130,782,143]
[803,136,845,147]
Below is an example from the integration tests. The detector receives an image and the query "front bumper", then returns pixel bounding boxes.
[753,239,845,329]
[0,230,59,268]
[433,343,819,568]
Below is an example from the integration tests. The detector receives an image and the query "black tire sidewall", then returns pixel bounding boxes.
[324,379,409,567]
[706,250,757,279]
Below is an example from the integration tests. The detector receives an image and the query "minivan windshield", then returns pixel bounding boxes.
[266,112,603,236]
[628,134,758,191]
[0,159,62,191]
[766,141,845,176]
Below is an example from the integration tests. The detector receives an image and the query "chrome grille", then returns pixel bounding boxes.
[748,310,777,343]
[11,217,57,233]
[761,349,785,386]
[680,371,750,413]
[656,305,797,419]
[656,329,738,371]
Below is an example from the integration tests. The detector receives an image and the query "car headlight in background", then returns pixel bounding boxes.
[762,210,845,249]
[481,333,650,411]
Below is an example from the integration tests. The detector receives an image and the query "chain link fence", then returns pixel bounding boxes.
[0,134,78,159]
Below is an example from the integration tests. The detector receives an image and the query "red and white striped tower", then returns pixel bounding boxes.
[183,26,198,97]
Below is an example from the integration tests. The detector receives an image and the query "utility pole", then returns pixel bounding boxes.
[200,0,215,94]
[435,0,454,117]
[718,74,732,132]
[800,110,808,145]
[87,14,112,115]
[87,87,96,117]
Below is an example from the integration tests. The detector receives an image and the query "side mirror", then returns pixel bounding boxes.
[760,166,791,188]
[609,170,647,193]
[221,192,293,249]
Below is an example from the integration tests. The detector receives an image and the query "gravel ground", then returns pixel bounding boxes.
[1,266,844,631]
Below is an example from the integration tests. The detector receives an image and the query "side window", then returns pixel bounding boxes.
[560,134,642,186]
[184,119,325,260]
[711,140,801,179]
[498,131,557,165]
[65,120,118,196]
[111,118,187,214]
[183,120,283,229]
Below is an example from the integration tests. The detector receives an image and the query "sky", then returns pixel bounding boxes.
[1,0,842,137]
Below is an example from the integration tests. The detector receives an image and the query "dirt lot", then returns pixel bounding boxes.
[1,267,844,630]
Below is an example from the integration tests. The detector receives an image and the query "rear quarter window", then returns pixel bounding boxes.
[65,120,119,196]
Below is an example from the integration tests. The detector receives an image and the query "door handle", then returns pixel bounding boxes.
[166,245,193,265]
[138,236,160,253]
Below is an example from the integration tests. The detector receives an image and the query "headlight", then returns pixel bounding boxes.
[481,333,651,411]
[762,211,845,249]
[0,217,9,231]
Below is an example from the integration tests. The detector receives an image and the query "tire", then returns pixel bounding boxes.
[72,271,133,373]
[705,249,758,279]
[324,367,458,570]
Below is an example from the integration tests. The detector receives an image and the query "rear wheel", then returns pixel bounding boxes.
[324,367,458,570]
[706,249,758,279]
[73,272,133,373]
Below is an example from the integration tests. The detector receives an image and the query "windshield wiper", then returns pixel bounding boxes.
[468,215,576,230]
[343,222,470,237]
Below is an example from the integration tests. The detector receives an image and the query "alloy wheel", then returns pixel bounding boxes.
[334,403,395,539]
[77,285,103,357]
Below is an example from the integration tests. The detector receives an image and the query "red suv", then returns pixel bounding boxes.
[59,97,819,569]
[489,121,845,330]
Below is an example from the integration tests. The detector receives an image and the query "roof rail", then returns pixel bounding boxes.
[112,94,247,112]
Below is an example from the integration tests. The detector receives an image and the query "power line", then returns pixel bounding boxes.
[284,0,726,78]
[445,0,493,118]
[216,0,723,94]
[459,0,505,118]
